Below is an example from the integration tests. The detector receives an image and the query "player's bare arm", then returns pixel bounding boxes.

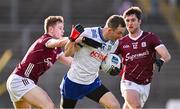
[45,37,69,48]
[64,40,77,57]
[75,36,83,43]
[64,37,82,57]
[155,45,171,62]
[57,52,73,66]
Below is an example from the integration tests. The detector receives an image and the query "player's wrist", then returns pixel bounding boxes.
[156,58,164,65]
[159,58,165,63]
[68,37,75,42]
[155,58,164,72]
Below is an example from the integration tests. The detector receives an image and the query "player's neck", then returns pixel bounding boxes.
[102,28,109,42]
[129,29,142,38]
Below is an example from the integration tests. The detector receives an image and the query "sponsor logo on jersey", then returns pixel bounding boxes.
[123,45,130,48]
[90,51,106,61]
[125,50,149,61]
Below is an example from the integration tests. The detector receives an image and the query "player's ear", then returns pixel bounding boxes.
[107,28,113,33]
[48,26,54,33]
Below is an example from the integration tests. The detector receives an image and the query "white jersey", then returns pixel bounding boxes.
[67,27,118,85]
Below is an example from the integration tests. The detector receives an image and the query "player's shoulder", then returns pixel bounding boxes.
[141,31,161,44]
[142,31,160,41]
[143,31,157,37]
[116,35,129,47]
[83,26,101,38]
[119,34,129,41]
[40,34,52,40]
[41,34,51,38]
[36,34,52,44]
[84,26,99,32]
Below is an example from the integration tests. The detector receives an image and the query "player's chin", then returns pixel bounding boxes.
[128,28,133,31]
[118,36,123,39]
[115,36,121,40]
[112,38,117,41]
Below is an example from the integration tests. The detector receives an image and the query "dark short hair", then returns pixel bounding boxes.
[123,7,142,20]
[106,15,126,30]
[44,16,64,33]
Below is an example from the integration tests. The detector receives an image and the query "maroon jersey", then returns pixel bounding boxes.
[13,34,62,84]
[115,31,162,84]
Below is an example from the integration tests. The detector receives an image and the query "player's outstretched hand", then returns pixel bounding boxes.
[155,59,164,72]
[69,24,84,42]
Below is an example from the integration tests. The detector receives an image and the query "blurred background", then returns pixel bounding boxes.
[0,0,180,108]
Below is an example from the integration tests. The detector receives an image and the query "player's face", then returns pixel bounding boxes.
[52,22,64,38]
[110,26,126,41]
[124,14,141,34]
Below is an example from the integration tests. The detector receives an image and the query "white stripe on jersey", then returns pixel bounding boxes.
[155,44,164,50]
[24,63,34,78]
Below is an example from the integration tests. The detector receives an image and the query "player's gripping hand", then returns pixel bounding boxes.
[69,24,84,42]
[155,58,164,72]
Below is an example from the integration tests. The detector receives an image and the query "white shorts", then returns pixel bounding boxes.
[6,74,37,102]
[120,80,151,107]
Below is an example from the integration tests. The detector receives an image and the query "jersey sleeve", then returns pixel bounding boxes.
[150,32,163,48]
[79,28,90,38]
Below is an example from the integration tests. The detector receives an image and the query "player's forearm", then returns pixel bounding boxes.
[56,37,69,48]
[64,40,76,57]
[160,48,171,63]
[161,52,171,63]
[46,37,68,48]
[156,45,171,63]
[57,52,73,66]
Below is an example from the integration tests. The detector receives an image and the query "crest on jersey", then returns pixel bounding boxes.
[141,42,147,47]
[132,42,138,49]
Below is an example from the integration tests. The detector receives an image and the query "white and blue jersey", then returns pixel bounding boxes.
[60,27,118,100]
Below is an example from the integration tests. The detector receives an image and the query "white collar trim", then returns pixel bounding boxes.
[129,30,143,41]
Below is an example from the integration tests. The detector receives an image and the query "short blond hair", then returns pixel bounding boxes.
[44,16,64,33]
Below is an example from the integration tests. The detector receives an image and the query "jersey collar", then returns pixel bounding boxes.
[128,30,143,41]
[98,27,108,42]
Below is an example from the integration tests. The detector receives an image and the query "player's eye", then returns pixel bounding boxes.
[126,19,129,22]
[131,19,136,22]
